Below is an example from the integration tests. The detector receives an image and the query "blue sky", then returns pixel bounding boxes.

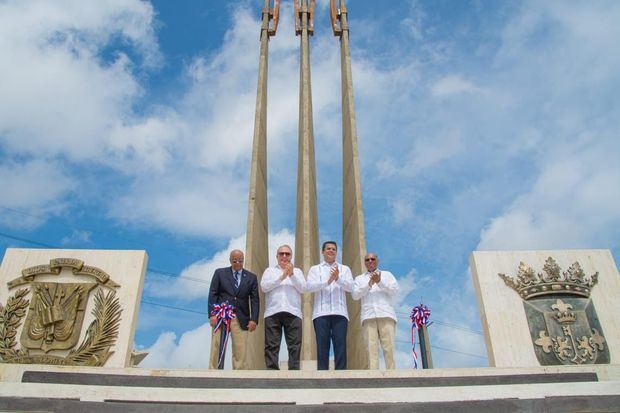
[1,0,619,369]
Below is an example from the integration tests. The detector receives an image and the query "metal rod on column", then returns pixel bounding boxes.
[245,0,279,370]
[331,0,368,370]
[294,0,319,367]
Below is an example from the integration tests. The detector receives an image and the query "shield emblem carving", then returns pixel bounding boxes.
[21,282,97,352]
[524,296,608,365]
[1,258,123,367]
[499,257,610,366]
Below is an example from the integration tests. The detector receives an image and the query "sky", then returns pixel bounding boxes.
[0,0,619,370]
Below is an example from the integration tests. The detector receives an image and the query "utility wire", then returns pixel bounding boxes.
[0,206,205,261]
[396,311,483,336]
[0,230,214,285]
[1,229,485,349]
[395,339,486,359]
[142,300,488,360]
[432,320,484,336]
[0,231,57,248]
[141,300,208,316]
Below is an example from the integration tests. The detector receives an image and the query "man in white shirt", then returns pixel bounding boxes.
[306,241,354,370]
[352,252,399,369]
[260,245,306,370]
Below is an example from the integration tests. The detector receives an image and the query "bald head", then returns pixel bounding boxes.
[364,252,378,272]
[230,249,244,271]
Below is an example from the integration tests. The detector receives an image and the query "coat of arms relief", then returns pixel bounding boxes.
[499,257,609,366]
[0,258,122,366]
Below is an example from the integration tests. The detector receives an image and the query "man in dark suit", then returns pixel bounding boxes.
[208,249,259,369]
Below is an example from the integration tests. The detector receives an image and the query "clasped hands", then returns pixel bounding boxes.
[279,263,294,281]
[327,265,340,284]
[368,270,381,287]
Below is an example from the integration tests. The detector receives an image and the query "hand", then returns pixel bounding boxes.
[328,265,340,284]
[280,263,294,281]
[210,315,217,327]
[247,321,257,332]
[374,270,381,284]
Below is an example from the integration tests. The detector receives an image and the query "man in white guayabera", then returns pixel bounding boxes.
[352,252,399,369]
[306,241,354,370]
[260,245,306,370]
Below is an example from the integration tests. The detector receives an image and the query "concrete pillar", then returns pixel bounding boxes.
[244,1,277,370]
[333,0,368,369]
[294,0,319,365]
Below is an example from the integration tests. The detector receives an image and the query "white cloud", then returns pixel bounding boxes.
[430,74,480,97]
[146,229,296,300]
[61,230,92,246]
[107,113,186,173]
[0,159,74,228]
[0,0,411,240]
[395,268,419,308]
[427,275,488,368]
[478,139,620,250]
[391,199,414,225]
[108,173,249,238]
[0,0,157,160]
[139,323,220,369]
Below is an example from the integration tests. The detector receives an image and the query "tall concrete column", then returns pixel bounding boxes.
[331,0,368,369]
[245,0,279,370]
[294,0,319,365]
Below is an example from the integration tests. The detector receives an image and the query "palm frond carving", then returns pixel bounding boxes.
[67,289,122,366]
[0,289,30,359]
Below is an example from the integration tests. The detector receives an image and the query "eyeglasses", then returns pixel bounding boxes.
[365,257,377,262]
[278,252,291,256]
[231,259,244,264]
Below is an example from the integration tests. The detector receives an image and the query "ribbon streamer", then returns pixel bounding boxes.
[410,303,431,369]
[211,301,236,369]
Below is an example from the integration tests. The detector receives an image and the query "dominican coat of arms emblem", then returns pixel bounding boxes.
[0,258,122,367]
[499,257,609,366]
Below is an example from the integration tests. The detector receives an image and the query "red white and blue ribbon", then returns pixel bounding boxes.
[410,304,431,369]
[211,301,236,369]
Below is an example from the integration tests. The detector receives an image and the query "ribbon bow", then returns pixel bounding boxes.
[211,301,236,368]
[211,301,236,333]
[410,303,431,369]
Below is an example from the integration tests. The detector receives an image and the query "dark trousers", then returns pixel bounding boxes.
[264,312,302,370]
[313,315,348,370]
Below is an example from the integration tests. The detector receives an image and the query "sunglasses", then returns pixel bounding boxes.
[278,251,292,256]
[365,257,377,262]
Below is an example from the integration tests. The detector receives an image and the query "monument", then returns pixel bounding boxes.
[244,0,368,369]
[0,2,619,410]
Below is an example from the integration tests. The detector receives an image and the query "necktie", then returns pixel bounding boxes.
[234,271,240,289]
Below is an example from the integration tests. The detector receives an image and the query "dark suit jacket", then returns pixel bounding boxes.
[208,266,259,330]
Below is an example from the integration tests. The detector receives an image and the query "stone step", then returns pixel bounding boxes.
[1,395,620,413]
[22,370,598,389]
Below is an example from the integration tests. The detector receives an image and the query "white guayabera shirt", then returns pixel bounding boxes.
[260,265,306,319]
[352,269,399,323]
[306,261,354,320]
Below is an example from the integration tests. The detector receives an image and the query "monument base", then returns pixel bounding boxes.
[1,363,619,411]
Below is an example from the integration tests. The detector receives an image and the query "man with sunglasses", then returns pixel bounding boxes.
[208,249,259,369]
[352,252,399,369]
[260,245,306,369]
[307,241,354,370]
